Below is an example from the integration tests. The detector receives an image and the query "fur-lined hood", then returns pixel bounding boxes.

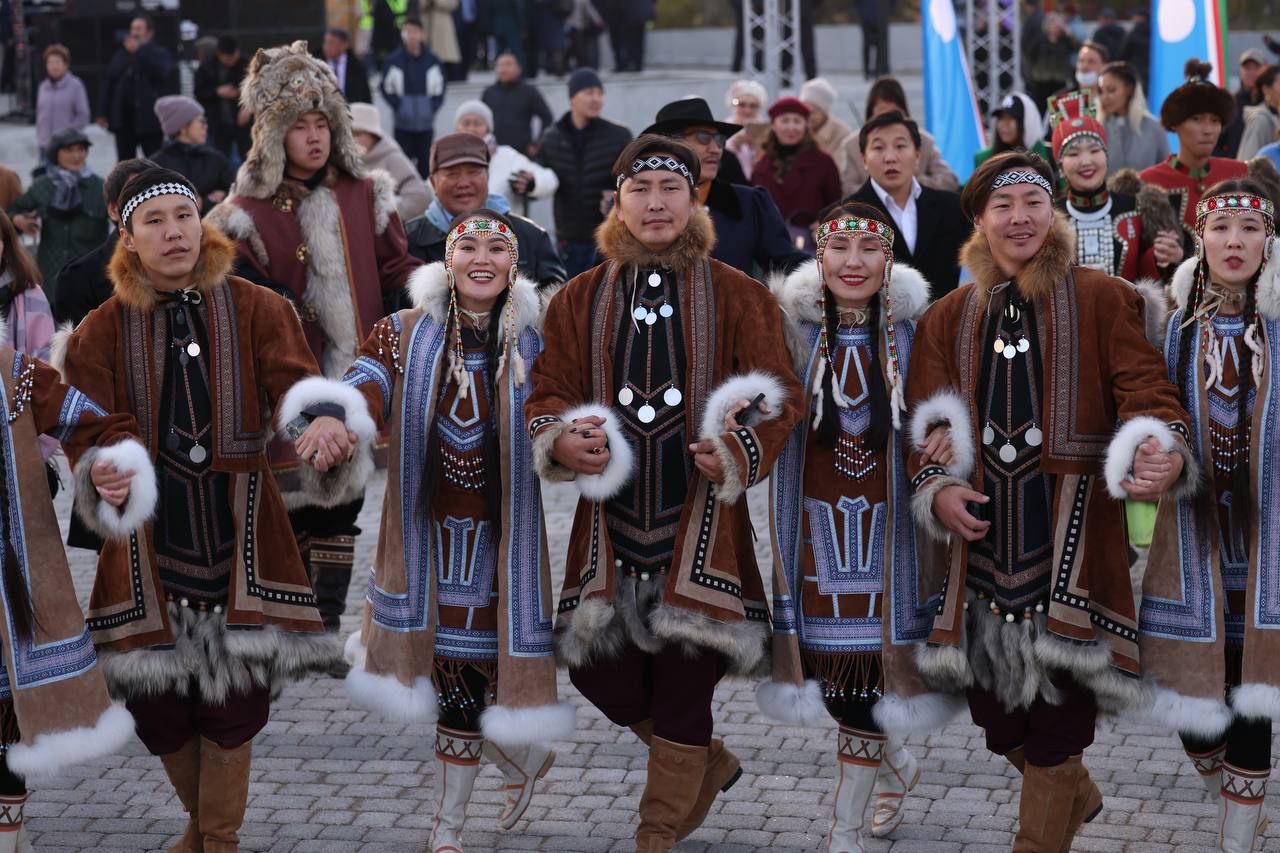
[405,262,550,334]
[1169,237,1280,321]
[959,212,1076,301]
[593,208,717,273]
[107,223,237,312]
[770,259,931,326]
[235,41,364,200]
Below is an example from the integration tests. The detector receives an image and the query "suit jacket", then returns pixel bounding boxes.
[315,48,372,105]
[848,180,971,302]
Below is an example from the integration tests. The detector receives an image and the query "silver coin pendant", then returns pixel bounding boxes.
[633,305,648,321]
[647,272,662,287]
[1003,346,1016,360]
[998,442,1017,464]
[982,425,995,446]
[659,303,674,318]
[645,311,657,326]
[1016,338,1030,353]
[1025,427,1043,447]
[663,387,682,407]
[189,444,208,464]
[637,404,656,424]
[993,339,1005,354]
[187,341,201,358]
[618,387,634,406]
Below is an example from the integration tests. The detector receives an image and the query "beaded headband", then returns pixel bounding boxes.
[445,216,520,261]
[990,168,1053,197]
[615,154,697,190]
[443,215,525,398]
[815,216,896,251]
[121,182,200,226]
[1058,126,1106,156]
[1194,193,1276,231]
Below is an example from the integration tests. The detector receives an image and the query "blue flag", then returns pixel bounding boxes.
[922,0,985,184]
[1149,0,1228,118]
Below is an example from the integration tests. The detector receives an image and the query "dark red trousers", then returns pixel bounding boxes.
[127,680,270,756]
[966,672,1097,767]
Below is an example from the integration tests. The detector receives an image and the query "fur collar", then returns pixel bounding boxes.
[959,213,1076,301]
[405,262,548,333]
[770,259,932,326]
[1170,237,1280,321]
[594,208,717,273]
[107,223,237,311]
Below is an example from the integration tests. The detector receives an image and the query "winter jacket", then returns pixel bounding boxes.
[35,73,90,150]
[98,41,173,135]
[405,209,566,288]
[52,231,116,328]
[8,174,109,296]
[380,44,446,134]
[193,55,252,157]
[811,114,863,197]
[1023,31,1078,88]
[535,112,632,243]
[750,142,842,229]
[489,144,558,210]
[421,0,461,63]
[703,179,809,278]
[148,140,235,209]
[361,135,430,222]
[1104,113,1170,175]
[1238,103,1280,161]
[482,78,555,153]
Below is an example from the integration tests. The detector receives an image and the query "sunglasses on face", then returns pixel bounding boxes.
[684,130,727,147]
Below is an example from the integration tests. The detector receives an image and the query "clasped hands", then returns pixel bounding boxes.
[295,416,359,472]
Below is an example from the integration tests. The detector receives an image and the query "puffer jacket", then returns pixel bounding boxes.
[535,112,632,243]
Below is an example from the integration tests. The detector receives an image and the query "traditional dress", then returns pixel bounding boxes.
[526,204,804,850]
[903,208,1194,850]
[337,244,572,852]
[756,243,947,850]
[1139,154,1249,239]
[60,221,363,851]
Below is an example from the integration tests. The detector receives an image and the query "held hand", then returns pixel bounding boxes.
[511,171,533,194]
[551,415,612,475]
[91,459,134,508]
[1121,436,1185,500]
[11,214,38,235]
[294,416,356,472]
[1152,230,1185,268]
[932,485,991,542]
[723,398,771,431]
[689,440,727,484]
[919,425,955,467]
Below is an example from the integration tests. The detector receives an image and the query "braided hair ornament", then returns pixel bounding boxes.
[443,216,523,398]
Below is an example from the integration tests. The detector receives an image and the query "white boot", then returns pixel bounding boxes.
[870,738,919,838]
[430,726,483,853]
[1186,743,1227,802]
[481,741,556,829]
[829,726,885,853]
[1220,763,1268,853]
[0,792,27,853]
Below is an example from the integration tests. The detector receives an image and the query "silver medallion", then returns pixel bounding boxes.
[647,272,662,287]
[1003,346,1016,360]
[186,341,201,358]
[663,387,683,407]
[1016,338,1030,353]
[993,339,1005,354]
[983,425,995,446]
[645,312,657,326]
[1025,427,1043,447]
[618,387,634,406]
[637,404,656,423]
[998,442,1017,464]
[189,444,208,464]
[659,303,674,318]
[633,305,648,321]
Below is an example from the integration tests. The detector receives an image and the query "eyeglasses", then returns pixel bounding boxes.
[683,130,727,147]
[732,98,760,110]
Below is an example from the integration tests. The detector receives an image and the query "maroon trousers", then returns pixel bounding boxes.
[127,680,271,756]
[966,672,1097,767]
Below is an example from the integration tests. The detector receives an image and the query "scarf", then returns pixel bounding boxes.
[425,193,513,235]
[47,164,92,214]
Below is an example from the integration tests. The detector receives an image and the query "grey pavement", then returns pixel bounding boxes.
[25,462,1280,852]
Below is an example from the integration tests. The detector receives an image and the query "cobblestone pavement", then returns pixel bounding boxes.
[25,469,1280,852]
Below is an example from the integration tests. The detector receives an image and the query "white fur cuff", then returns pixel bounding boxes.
[1103,416,1179,500]
[755,679,827,727]
[873,691,966,736]
[697,371,787,437]
[1230,683,1280,724]
[7,702,135,780]
[276,376,378,444]
[480,702,577,747]
[1136,685,1233,738]
[73,439,158,541]
[909,390,975,481]
[343,633,439,723]
[561,404,634,501]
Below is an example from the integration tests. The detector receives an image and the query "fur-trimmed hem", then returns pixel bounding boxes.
[914,643,973,691]
[1230,683,1280,723]
[1103,416,1200,501]
[872,691,966,736]
[6,703,135,780]
[560,404,634,501]
[1033,633,1143,714]
[343,631,439,723]
[480,702,577,747]
[911,474,969,543]
[704,433,744,505]
[908,390,974,481]
[1138,685,1233,738]
[755,679,827,727]
[72,439,158,541]
[554,597,623,668]
[647,603,768,675]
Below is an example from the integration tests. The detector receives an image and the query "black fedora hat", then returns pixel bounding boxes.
[642,97,742,138]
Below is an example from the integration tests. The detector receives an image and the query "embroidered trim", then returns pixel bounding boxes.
[615,155,696,189]
[990,169,1053,196]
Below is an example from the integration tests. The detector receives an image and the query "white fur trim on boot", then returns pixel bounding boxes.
[870,739,919,838]
[430,727,483,853]
[755,679,827,727]
[481,741,556,830]
[1220,763,1268,853]
[72,439,158,541]
[830,727,885,853]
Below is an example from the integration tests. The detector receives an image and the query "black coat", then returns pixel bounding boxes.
[194,55,252,156]
[482,79,555,153]
[148,140,236,208]
[705,180,809,278]
[847,181,971,302]
[315,49,372,105]
[98,41,173,134]
[52,231,116,327]
[404,211,567,289]
[535,113,632,243]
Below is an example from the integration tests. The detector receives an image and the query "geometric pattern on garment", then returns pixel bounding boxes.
[1067,199,1117,274]
[837,726,886,766]
[1222,764,1269,804]
[0,792,22,828]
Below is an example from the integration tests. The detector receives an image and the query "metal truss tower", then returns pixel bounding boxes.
[743,0,804,98]
[963,0,1022,119]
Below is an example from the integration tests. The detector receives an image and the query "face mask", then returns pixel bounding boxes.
[1077,71,1099,87]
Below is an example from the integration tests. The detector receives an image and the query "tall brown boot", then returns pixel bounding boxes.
[1004,746,1026,774]
[1012,756,1087,853]
[628,721,741,841]
[634,735,708,853]
[197,739,252,853]
[159,738,203,853]
[1059,755,1103,852]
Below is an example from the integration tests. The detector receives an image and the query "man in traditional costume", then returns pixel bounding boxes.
[526,135,804,853]
[901,151,1195,851]
[206,41,421,644]
[62,167,368,852]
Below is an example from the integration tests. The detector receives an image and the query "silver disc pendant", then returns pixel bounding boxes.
[993,339,1005,354]
[1016,338,1030,353]
[618,387,634,406]
[659,303,674,318]
[983,425,995,446]
[637,404,656,423]
[1003,346,1016,360]
[186,341,201,358]
[663,387,682,407]
[647,272,662,287]
[633,305,648,321]
[645,311,657,326]
[1025,427,1043,447]
[998,442,1017,464]
[189,444,208,464]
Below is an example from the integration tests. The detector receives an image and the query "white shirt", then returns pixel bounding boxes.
[870,177,923,255]
[328,53,347,93]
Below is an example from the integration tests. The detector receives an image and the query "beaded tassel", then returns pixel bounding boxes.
[444,268,470,399]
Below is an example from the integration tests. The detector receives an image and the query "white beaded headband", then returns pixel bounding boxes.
[990,168,1053,197]
[616,155,696,190]
[121,182,200,226]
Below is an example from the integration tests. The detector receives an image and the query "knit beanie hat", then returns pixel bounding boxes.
[799,78,837,114]
[454,99,495,132]
[768,96,811,121]
[568,67,604,98]
[155,95,205,138]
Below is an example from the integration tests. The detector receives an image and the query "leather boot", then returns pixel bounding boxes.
[1220,762,1269,853]
[1058,754,1103,852]
[0,792,27,853]
[159,738,203,852]
[870,738,919,838]
[628,721,741,841]
[1012,756,1087,853]
[635,736,707,853]
[829,726,885,853]
[1005,745,1027,773]
[430,726,483,853]
[481,741,555,829]
[197,739,251,853]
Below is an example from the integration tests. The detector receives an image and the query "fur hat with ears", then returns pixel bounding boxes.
[235,40,364,199]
